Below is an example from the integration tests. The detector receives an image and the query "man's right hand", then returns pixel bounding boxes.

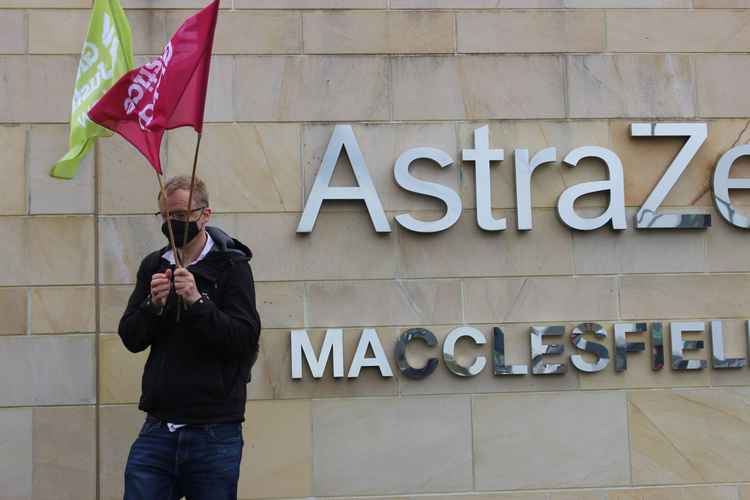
[150,269,173,307]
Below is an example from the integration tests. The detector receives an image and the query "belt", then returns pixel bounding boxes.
[145,414,241,429]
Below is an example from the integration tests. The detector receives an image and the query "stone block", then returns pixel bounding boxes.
[203,55,234,122]
[0,55,77,123]
[28,125,94,214]
[30,9,166,55]
[306,279,462,328]
[397,209,573,278]
[98,215,163,285]
[166,11,300,55]
[572,213,707,275]
[304,11,455,54]
[32,406,95,500]
[215,212,398,282]
[707,211,750,272]
[97,133,164,215]
[630,388,750,484]
[234,0,386,7]
[463,276,619,324]
[392,55,565,120]
[0,125,26,215]
[0,10,25,54]
[473,391,629,490]
[0,287,27,335]
[607,10,750,53]
[0,408,32,500]
[568,55,695,118]
[1,216,95,286]
[458,11,604,53]
[312,396,472,495]
[0,334,95,406]
[99,285,131,333]
[254,282,304,329]
[697,55,750,118]
[620,275,750,320]
[30,286,95,334]
[238,400,312,499]
[235,55,389,121]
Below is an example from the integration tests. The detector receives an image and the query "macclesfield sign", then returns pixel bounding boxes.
[297,123,750,233]
[290,321,748,381]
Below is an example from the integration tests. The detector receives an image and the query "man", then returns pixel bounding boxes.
[118,175,261,500]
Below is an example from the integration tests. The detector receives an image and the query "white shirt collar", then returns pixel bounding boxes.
[163,232,215,267]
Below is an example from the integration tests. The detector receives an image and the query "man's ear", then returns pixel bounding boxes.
[201,207,212,226]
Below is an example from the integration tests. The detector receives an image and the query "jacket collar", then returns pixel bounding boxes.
[158,226,253,283]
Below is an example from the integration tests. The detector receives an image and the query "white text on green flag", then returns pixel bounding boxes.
[51,0,134,180]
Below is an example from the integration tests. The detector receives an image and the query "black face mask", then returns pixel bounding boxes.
[162,220,201,248]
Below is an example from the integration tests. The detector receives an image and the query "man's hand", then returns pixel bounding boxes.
[150,269,173,307]
[174,267,201,305]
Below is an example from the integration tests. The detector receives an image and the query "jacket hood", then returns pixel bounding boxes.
[205,226,253,261]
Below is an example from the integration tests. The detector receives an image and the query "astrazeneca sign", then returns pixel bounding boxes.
[297,122,750,233]
[291,123,750,381]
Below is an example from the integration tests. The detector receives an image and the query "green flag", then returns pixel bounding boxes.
[51,0,134,179]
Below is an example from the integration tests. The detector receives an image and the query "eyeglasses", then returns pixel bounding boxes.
[153,206,207,222]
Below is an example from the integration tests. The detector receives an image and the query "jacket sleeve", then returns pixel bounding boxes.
[183,260,261,359]
[118,257,162,353]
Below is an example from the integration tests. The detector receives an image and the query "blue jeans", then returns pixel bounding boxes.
[124,415,243,500]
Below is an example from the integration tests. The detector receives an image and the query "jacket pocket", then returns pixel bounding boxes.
[138,417,161,436]
[206,422,243,444]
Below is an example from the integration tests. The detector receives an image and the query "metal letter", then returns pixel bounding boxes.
[614,323,646,372]
[710,320,746,369]
[395,328,439,380]
[297,125,390,233]
[557,147,627,231]
[671,322,707,370]
[714,144,750,229]
[632,123,710,229]
[493,326,528,375]
[530,326,566,375]
[651,322,664,371]
[515,147,557,231]
[290,329,344,379]
[348,328,393,378]
[462,126,506,231]
[442,327,487,377]
[570,322,610,373]
[394,147,461,233]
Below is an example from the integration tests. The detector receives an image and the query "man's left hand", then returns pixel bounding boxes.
[174,267,202,305]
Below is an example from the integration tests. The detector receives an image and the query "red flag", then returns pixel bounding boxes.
[88,0,219,174]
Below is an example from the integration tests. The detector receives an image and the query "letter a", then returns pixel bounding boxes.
[297,125,390,233]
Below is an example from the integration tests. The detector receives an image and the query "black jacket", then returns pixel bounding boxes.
[118,226,261,424]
